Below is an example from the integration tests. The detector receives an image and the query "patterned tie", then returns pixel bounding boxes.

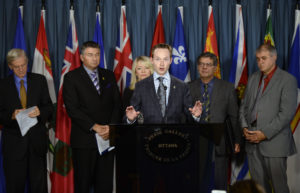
[91,71,100,94]
[201,84,210,122]
[20,80,27,108]
[157,77,166,117]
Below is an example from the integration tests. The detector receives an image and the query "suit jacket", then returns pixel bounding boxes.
[130,75,193,124]
[63,65,121,149]
[189,78,241,155]
[239,67,297,157]
[0,73,53,160]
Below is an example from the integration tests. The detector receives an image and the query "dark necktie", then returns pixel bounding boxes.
[20,80,27,108]
[91,71,100,94]
[201,84,210,122]
[157,77,166,117]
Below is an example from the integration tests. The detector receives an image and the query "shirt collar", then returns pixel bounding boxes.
[83,65,97,75]
[153,71,170,81]
[14,74,27,84]
[200,77,214,87]
[261,65,277,82]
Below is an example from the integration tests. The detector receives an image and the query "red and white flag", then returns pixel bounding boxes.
[113,5,133,94]
[150,5,165,56]
[51,9,81,193]
[32,10,56,103]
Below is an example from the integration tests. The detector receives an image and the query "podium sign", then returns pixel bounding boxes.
[110,123,225,193]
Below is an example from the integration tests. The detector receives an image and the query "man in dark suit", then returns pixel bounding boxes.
[126,43,201,123]
[63,41,121,193]
[189,52,241,191]
[126,43,202,193]
[240,44,297,193]
[0,48,53,193]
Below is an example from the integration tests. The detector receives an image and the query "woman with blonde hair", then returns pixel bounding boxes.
[122,56,153,111]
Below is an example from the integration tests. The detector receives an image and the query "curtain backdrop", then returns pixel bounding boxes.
[0,0,298,93]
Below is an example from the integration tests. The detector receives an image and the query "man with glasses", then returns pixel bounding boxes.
[189,52,241,191]
[0,48,53,193]
[240,44,297,193]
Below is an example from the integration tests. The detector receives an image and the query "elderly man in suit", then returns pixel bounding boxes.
[189,52,241,191]
[63,41,121,193]
[240,44,297,193]
[0,48,53,193]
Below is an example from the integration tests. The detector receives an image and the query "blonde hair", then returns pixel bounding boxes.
[6,48,28,66]
[129,56,153,90]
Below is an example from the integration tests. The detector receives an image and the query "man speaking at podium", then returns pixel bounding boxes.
[125,43,202,193]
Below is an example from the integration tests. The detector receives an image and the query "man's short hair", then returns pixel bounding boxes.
[6,48,28,66]
[256,43,277,56]
[196,52,218,66]
[81,41,100,54]
[151,43,172,57]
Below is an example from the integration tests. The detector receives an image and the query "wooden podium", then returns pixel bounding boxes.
[110,123,225,193]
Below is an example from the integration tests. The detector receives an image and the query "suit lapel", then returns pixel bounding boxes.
[9,75,23,108]
[167,77,176,110]
[26,73,33,107]
[79,66,100,96]
[261,68,280,98]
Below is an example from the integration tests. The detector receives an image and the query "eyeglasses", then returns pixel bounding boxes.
[198,62,214,67]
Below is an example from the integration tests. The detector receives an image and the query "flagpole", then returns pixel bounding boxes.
[122,0,125,5]
[159,0,162,5]
[96,0,100,12]
[70,0,74,10]
[42,0,45,10]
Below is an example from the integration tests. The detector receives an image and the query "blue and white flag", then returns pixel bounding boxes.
[170,7,190,82]
[93,12,107,69]
[287,8,300,193]
[13,6,26,51]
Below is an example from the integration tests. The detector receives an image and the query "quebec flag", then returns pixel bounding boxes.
[170,6,190,82]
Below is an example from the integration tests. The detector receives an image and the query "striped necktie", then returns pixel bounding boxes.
[91,71,100,94]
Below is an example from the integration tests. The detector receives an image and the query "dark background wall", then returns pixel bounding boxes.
[0,0,298,93]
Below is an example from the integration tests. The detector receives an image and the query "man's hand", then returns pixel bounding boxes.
[11,109,25,120]
[93,124,110,140]
[234,144,240,153]
[243,127,266,143]
[126,106,140,122]
[28,106,40,118]
[189,100,202,118]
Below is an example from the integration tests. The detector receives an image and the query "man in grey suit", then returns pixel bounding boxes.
[240,44,297,193]
[189,52,241,191]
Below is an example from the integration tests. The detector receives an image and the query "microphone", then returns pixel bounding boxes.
[137,113,144,124]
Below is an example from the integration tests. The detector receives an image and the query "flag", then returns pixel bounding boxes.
[32,10,57,193]
[13,6,26,51]
[170,6,190,82]
[150,5,166,56]
[204,5,221,79]
[229,5,250,185]
[229,4,248,99]
[287,8,300,193]
[113,5,133,94]
[51,9,81,193]
[264,8,275,46]
[93,11,107,69]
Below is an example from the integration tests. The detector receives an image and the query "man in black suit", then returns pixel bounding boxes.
[63,41,121,193]
[189,52,241,191]
[0,48,53,193]
[126,43,202,193]
[126,43,201,123]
